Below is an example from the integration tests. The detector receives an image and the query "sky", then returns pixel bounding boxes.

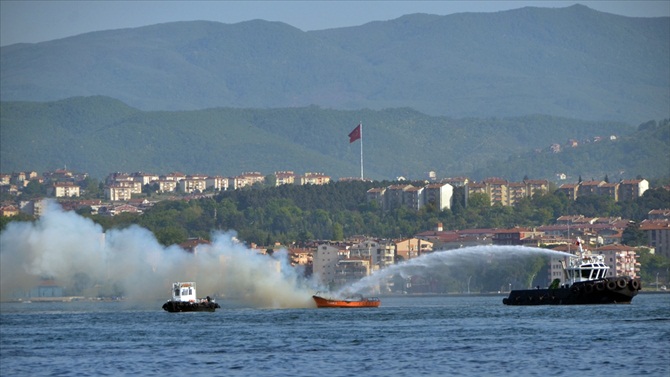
[1,1,669,47]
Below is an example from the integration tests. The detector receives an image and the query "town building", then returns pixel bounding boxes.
[274,171,297,186]
[394,238,433,262]
[0,205,19,217]
[312,243,349,287]
[619,179,649,201]
[640,220,670,259]
[423,182,453,211]
[48,182,80,198]
[492,227,544,246]
[179,177,207,193]
[300,172,330,185]
[106,185,133,201]
[229,172,265,190]
[206,176,229,191]
[349,238,395,271]
[333,258,373,289]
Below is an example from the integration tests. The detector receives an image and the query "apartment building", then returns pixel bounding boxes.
[483,178,509,206]
[229,172,265,190]
[106,185,133,201]
[159,172,184,181]
[525,179,550,196]
[349,238,395,271]
[334,258,373,289]
[619,179,649,201]
[366,187,386,209]
[465,178,550,207]
[385,184,413,210]
[206,176,229,191]
[395,238,433,261]
[558,179,647,202]
[558,183,579,200]
[179,177,207,193]
[403,186,424,211]
[131,172,160,186]
[508,182,527,206]
[300,172,330,185]
[577,180,604,196]
[423,183,453,211]
[313,243,349,286]
[49,182,80,198]
[157,179,178,193]
[274,171,297,186]
[640,220,670,259]
[492,227,544,246]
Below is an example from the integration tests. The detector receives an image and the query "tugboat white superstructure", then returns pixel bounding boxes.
[503,238,641,305]
[162,282,220,312]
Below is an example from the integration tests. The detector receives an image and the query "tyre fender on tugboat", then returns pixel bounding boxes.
[630,279,640,290]
[617,278,627,289]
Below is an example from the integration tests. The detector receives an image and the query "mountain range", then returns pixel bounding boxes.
[1,4,668,125]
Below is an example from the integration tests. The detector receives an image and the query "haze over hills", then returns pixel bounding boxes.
[1,4,668,125]
[2,96,667,182]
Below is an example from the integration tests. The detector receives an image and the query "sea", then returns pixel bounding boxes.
[1,294,668,377]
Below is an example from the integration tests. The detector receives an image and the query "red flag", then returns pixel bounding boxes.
[348,124,361,143]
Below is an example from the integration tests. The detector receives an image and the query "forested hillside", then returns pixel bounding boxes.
[472,119,670,181]
[4,96,663,181]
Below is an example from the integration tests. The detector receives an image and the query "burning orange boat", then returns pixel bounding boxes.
[312,293,381,308]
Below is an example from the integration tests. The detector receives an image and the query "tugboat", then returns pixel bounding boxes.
[312,292,381,308]
[162,282,220,312]
[503,239,641,305]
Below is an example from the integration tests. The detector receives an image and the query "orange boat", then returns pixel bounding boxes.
[312,293,381,308]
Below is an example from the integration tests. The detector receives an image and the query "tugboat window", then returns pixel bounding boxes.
[174,289,180,296]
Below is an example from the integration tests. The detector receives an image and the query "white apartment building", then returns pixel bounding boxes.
[349,238,395,271]
[313,243,349,287]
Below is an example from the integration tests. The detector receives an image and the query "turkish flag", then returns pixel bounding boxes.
[348,124,361,143]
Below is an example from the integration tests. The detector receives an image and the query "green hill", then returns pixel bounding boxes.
[3,96,664,181]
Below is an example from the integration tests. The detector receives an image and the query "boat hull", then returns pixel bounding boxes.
[162,301,221,312]
[503,277,641,305]
[312,295,380,308]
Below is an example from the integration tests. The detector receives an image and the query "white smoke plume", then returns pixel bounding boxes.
[0,201,318,308]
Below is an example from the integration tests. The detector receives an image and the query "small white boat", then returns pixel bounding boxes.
[162,282,220,312]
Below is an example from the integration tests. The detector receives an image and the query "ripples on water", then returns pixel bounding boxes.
[1,294,669,376]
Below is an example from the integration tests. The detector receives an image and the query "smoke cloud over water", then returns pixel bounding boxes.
[0,201,318,308]
[1,201,576,307]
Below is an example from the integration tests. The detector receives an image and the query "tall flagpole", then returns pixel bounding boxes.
[359,122,364,180]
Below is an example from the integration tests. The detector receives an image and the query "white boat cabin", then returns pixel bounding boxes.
[171,282,197,302]
[563,238,609,284]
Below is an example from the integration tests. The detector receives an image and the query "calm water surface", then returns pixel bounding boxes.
[1,294,668,376]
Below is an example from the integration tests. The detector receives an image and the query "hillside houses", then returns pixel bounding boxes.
[558,179,648,202]
[367,182,453,211]
[465,178,550,206]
